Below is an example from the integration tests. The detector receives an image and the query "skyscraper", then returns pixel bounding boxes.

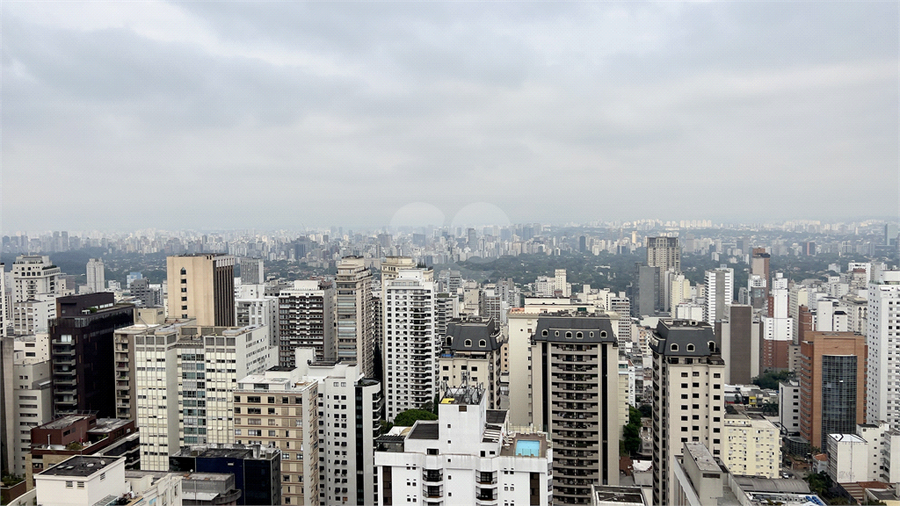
[866,270,900,430]
[166,254,235,326]
[335,256,374,377]
[799,331,867,449]
[239,257,265,284]
[278,280,335,365]
[85,258,105,293]
[383,269,436,421]
[529,314,621,502]
[646,236,680,273]
[704,265,734,324]
[650,319,725,506]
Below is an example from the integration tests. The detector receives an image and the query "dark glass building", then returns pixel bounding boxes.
[50,293,134,418]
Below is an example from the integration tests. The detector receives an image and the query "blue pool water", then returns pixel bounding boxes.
[515,440,540,456]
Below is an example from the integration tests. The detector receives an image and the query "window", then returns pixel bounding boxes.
[670,344,679,352]
[465,340,472,347]
[66,481,73,489]
[686,344,695,352]
[479,340,486,347]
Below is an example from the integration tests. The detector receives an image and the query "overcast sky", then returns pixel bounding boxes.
[2,2,898,233]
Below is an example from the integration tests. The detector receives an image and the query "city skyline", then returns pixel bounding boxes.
[2,2,898,231]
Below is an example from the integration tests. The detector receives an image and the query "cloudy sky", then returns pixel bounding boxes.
[2,2,897,232]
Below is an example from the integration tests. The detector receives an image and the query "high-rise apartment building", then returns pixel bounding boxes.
[751,248,771,301]
[703,266,733,324]
[166,254,235,326]
[85,258,105,294]
[650,319,725,506]
[294,348,383,506]
[439,317,504,409]
[13,255,61,302]
[718,304,758,384]
[240,257,265,284]
[646,237,680,273]
[278,280,335,365]
[121,322,277,471]
[530,314,621,503]
[234,368,319,506]
[866,270,900,430]
[383,269,436,421]
[50,293,134,418]
[799,331,867,450]
[335,257,374,377]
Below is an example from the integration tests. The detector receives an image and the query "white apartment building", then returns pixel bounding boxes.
[866,270,900,430]
[12,255,61,302]
[704,267,733,324]
[12,295,56,335]
[294,348,383,506]
[12,358,52,476]
[827,422,900,484]
[374,386,552,506]
[722,414,781,478]
[779,380,801,434]
[85,258,105,294]
[384,269,436,421]
[35,456,129,506]
[235,283,279,349]
[129,322,278,470]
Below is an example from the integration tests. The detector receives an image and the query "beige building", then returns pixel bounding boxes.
[335,256,374,377]
[722,414,781,478]
[234,369,319,506]
[166,254,235,326]
[438,317,504,409]
[650,320,726,506]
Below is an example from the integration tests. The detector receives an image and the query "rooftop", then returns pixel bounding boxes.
[592,485,646,505]
[407,422,440,440]
[684,441,720,472]
[90,418,132,434]
[39,414,94,430]
[40,455,120,477]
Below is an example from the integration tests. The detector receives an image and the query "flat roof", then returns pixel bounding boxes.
[408,422,439,440]
[90,418,131,433]
[593,485,646,505]
[40,415,93,430]
[40,455,120,477]
[684,441,720,472]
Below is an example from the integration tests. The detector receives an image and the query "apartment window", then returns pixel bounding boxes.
[66,481,73,488]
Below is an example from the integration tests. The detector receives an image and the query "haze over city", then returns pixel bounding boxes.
[2,2,898,232]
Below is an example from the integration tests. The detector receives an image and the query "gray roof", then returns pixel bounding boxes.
[650,319,721,357]
[408,422,440,440]
[486,410,508,424]
[445,318,502,352]
[41,455,119,477]
[732,476,811,494]
[532,315,618,344]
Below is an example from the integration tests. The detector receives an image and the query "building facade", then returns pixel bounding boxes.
[166,254,236,326]
[650,320,725,506]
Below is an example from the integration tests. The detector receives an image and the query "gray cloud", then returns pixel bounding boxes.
[2,1,897,232]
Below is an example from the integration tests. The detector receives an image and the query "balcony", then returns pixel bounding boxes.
[425,486,443,498]
[423,470,443,482]
[477,472,497,485]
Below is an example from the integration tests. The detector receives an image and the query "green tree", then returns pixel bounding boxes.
[393,409,438,427]
[752,370,794,390]
[622,406,643,456]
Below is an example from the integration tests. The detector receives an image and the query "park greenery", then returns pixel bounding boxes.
[752,370,794,390]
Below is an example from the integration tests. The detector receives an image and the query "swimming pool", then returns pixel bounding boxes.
[515,439,541,457]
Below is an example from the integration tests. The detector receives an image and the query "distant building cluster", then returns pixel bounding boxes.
[1,218,899,505]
